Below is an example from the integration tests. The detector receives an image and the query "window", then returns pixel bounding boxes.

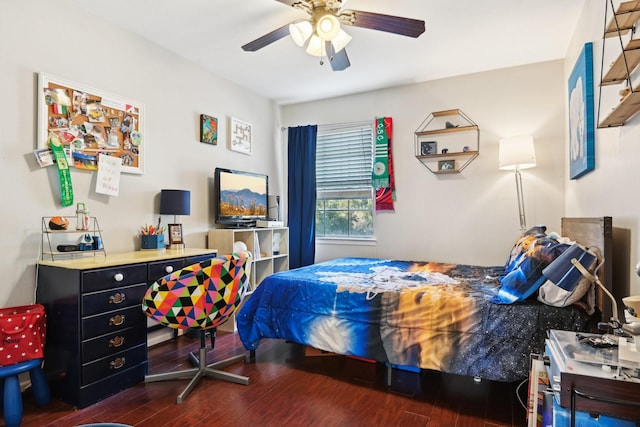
[315,121,374,239]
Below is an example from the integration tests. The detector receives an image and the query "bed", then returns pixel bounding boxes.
[236,217,613,382]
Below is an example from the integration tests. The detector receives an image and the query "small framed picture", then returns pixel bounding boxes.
[438,160,455,171]
[420,141,437,156]
[230,117,253,155]
[168,224,184,245]
[200,114,218,145]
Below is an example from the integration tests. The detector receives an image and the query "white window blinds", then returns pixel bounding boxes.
[316,121,374,199]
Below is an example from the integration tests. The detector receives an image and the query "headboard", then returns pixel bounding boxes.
[561,217,613,321]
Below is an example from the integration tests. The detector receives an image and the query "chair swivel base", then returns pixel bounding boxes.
[145,347,249,404]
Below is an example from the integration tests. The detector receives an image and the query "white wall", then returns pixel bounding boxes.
[282,60,567,267]
[565,2,640,296]
[0,0,280,306]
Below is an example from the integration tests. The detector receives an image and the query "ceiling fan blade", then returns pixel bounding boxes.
[342,10,425,38]
[326,42,350,71]
[242,24,291,52]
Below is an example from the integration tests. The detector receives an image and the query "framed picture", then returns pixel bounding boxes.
[420,141,437,156]
[37,73,145,174]
[568,42,595,180]
[168,224,183,245]
[200,114,218,145]
[230,117,253,155]
[438,160,455,171]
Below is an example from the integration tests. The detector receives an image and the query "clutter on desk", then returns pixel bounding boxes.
[140,218,166,250]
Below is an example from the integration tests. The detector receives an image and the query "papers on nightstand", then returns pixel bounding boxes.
[618,337,640,366]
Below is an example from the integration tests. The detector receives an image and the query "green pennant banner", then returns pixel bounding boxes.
[48,132,74,207]
[372,117,389,189]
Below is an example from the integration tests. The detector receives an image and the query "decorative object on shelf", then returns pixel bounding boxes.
[75,202,90,230]
[168,224,183,248]
[233,241,248,253]
[160,189,190,249]
[48,216,69,230]
[273,233,281,255]
[230,117,253,155]
[420,141,437,155]
[414,109,479,174]
[438,160,455,171]
[568,42,595,179]
[200,114,218,145]
[267,195,280,221]
[499,135,536,231]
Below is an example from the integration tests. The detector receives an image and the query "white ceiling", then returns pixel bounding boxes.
[70,0,586,105]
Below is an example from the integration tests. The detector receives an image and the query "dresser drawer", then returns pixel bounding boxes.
[82,283,147,317]
[82,305,145,340]
[81,344,146,385]
[77,362,146,409]
[148,259,185,282]
[82,326,146,362]
[83,264,147,293]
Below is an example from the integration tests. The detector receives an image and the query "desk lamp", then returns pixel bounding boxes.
[543,244,622,334]
[499,136,536,231]
[160,189,191,249]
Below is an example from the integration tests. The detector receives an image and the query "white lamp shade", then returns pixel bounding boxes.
[499,135,536,170]
[316,14,341,41]
[289,21,312,47]
[305,34,324,57]
[331,29,352,53]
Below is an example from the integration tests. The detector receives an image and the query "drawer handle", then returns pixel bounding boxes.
[109,293,126,304]
[110,357,126,370]
[109,314,125,326]
[114,273,124,282]
[165,265,174,273]
[109,336,125,348]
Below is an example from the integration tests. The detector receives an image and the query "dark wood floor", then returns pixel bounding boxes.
[16,332,528,426]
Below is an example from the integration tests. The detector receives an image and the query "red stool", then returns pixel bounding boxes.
[0,358,50,427]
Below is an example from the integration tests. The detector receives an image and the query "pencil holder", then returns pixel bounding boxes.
[141,234,165,250]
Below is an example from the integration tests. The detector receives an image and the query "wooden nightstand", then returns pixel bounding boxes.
[545,329,640,425]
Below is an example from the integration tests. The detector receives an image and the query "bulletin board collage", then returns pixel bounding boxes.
[36,73,144,175]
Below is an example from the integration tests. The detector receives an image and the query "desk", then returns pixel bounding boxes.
[36,248,217,408]
[545,329,640,425]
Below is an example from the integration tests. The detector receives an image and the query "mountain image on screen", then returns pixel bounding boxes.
[220,188,267,217]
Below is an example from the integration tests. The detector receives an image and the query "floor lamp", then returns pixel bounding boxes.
[498,136,536,231]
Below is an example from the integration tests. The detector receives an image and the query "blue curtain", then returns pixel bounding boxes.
[287,125,317,268]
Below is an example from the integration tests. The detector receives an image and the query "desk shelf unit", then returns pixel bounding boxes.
[208,227,288,332]
[42,216,106,261]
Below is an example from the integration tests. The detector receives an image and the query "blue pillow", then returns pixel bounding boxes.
[492,231,564,304]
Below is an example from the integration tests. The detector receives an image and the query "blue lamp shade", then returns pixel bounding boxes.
[542,244,596,291]
[160,190,191,216]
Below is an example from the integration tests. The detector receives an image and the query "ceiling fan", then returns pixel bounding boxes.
[241,0,425,71]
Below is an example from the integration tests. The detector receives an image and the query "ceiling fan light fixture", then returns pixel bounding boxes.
[289,20,313,47]
[331,28,352,53]
[316,13,341,41]
[305,34,324,57]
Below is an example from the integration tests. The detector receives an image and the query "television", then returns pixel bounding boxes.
[214,167,268,228]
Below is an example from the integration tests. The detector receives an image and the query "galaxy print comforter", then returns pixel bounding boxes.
[236,257,591,382]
